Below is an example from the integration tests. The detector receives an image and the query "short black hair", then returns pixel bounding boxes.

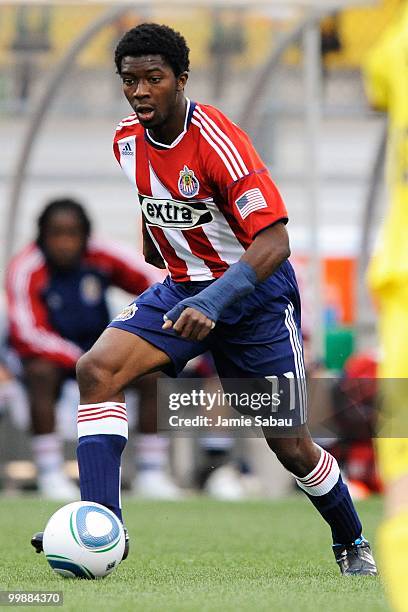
[114,23,190,77]
[37,198,91,248]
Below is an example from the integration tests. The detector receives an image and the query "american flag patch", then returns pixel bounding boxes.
[235,188,267,219]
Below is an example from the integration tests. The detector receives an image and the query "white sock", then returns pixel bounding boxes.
[294,445,340,496]
[135,434,169,471]
[31,433,64,476]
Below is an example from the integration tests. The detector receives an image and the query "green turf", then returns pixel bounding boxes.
[0,496,387,612]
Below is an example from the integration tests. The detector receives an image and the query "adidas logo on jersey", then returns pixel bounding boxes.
[120,142,134,156]
[140,195,213,230]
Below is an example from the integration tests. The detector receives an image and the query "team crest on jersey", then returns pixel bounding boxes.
[113,303,138,322]
[80,275,102,305]
[178,165,200,198]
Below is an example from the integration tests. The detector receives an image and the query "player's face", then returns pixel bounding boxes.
[120,55,187,129]
[43,211,86,269]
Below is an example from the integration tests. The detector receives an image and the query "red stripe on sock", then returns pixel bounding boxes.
[78,408,127,419]
[77,415,128,424]
[77,412,128,423]
[304,456,334,489]
[300,451,329,485]
[78,404,126,415]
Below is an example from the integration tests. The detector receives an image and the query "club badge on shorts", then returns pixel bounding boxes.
[178,165,200,198]
[113,303,138,322]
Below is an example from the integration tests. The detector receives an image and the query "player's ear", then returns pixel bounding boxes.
[176,72,189,91]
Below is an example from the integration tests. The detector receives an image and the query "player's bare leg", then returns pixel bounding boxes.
[263,425,377,575]
[24,358,78,499]
[263,426,320,476]
[24,358,62,435]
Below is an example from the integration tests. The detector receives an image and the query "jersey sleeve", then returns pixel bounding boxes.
[113,138,120,165]
[113,115,139,173]
[226,167,288,239]
[6,256,83,369]
[198,106,288,239]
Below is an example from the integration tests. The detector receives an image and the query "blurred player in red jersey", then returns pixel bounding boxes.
[6,198,177,499]
[31,25,377,574]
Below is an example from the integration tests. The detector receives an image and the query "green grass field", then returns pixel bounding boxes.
[0,496,387,612]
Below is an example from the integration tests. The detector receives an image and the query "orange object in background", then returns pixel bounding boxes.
[291,256,357,333]
[324,258,356,325]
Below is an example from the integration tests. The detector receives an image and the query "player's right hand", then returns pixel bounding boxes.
[162,306,215,341]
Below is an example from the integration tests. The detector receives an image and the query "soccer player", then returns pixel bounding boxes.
[7,198,174,499]
[31,24,376,574]
[364,3,408,608]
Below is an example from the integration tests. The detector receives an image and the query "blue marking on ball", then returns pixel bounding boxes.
[75,505,120,549]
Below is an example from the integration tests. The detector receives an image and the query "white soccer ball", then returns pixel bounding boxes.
[43,501,125,579]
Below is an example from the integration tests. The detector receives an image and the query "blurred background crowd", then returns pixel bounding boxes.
[0,0,402,502]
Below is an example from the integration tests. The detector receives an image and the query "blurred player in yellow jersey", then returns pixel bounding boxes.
[364,2,408,610]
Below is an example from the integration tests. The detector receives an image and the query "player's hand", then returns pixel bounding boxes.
[162,307,215,341]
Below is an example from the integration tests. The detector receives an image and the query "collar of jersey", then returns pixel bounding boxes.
[144,98,195,150]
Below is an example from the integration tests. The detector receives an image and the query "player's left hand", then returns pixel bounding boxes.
[162,306,215,341]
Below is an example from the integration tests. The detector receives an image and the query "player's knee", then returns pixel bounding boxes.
[76,351,112,395]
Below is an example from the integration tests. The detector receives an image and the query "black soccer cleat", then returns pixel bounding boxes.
[122,527,130,562]
[333,537,378,576]
[31,532,44,554]
[31,528,130,562]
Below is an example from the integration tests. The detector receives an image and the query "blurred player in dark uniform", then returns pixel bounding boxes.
[31,25,377,574]
[6,198,175,499]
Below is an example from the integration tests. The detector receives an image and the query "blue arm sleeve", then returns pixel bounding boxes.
[164,261,257,325]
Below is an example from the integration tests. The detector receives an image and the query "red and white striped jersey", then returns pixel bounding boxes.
[113,99,288,282]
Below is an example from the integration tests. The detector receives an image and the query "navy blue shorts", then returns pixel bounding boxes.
[109,261,307,424]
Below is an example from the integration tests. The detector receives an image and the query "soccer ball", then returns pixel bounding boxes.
[43,501,125,579]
